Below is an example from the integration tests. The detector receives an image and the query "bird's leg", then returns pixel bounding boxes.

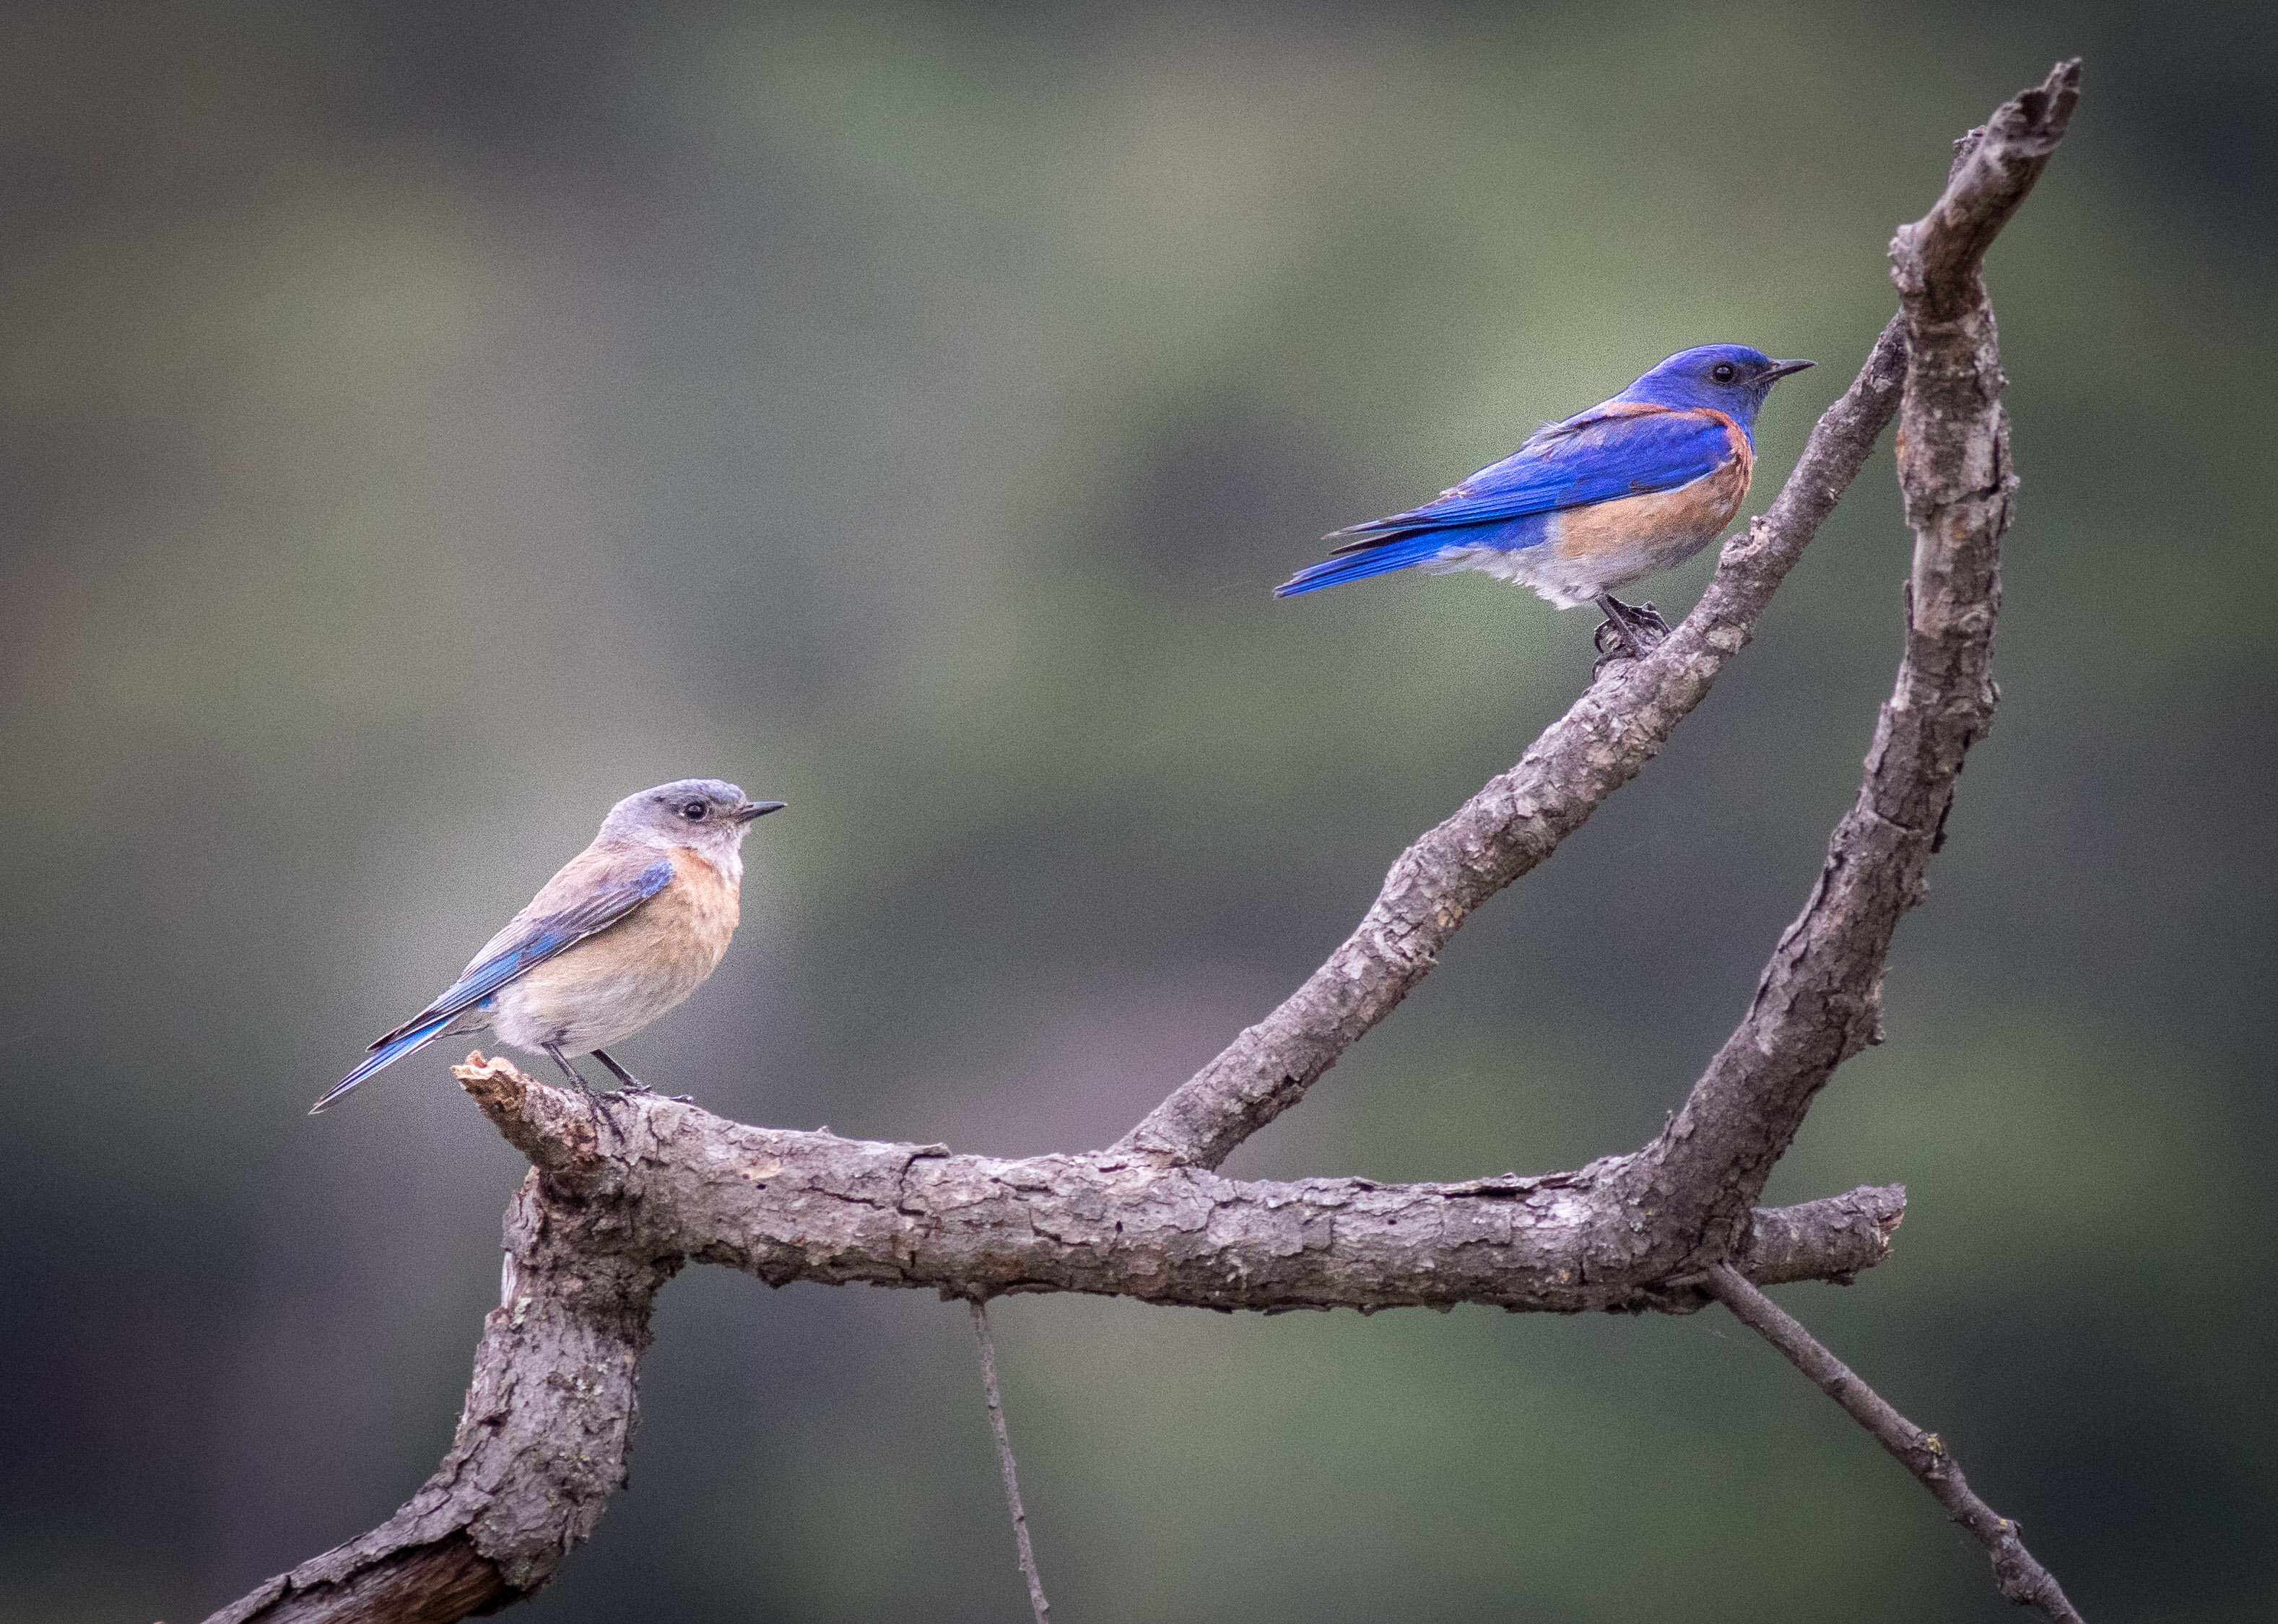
[591,1048,648,1095]
[589,1048,645,1091]
[542,1041,594,1090]
[544,1042,622,1132]
[1591,594,1673,672]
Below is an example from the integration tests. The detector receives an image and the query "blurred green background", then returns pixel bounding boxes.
[3,2,2271,1620]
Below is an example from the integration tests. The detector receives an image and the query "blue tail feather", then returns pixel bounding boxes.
[308,1014,451,1114]
[1274,532,1453,596]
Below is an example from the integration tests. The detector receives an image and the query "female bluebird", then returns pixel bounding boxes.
[1276,344,1813,657]
[310,778,784,1113]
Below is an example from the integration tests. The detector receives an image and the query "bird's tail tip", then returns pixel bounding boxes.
[309,1015,451,1115]
[307,1077,357,1114]
[1274,534,1445,597]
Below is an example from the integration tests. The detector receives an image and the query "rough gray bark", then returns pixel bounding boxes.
[208,1061,1907,1624]
[1607,58,2080,1266]
[204,62,2082,1624]
[1687,59,2082,1622]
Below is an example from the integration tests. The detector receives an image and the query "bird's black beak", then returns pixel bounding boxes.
[1762,358,1816,381]
[738,799,787,822]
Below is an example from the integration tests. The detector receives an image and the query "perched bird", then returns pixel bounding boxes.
[1275,344,1813,658]
[310,778,784,1113]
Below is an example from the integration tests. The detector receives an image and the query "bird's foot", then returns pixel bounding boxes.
[544,1041,628,1137]
[1591,596,1672,673]
[611,1077,692,1106]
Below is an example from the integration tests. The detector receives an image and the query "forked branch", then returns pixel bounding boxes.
[203,61,2082,1624]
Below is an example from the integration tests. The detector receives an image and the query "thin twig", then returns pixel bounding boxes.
[1703,1264,2086,1624]
[970,1300,1051,1623]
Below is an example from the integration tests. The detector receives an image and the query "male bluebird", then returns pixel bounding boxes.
[310,778,784,1113]
[1275,344,1813,658]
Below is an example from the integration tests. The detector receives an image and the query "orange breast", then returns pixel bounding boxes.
[1547,430,1754,586]
[606,848,741,986]
[492,846,743,1054]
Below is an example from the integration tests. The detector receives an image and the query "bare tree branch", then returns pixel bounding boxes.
[1675,58,2085,1624]
[1704,1264,2087,1624]
[425,1056,1911,1314]
[205,1062,1905,1624]
[1116,62,2074,1188]
[1115,316,1908,1171]
[970,1302,1051,1624]
[202,62,2082,1624]
[1606,58,2079,1264]
[207,1093,657,1624]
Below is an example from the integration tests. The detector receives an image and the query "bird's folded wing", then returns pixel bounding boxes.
[1326,406,1737,550]
[365,854,675,1050]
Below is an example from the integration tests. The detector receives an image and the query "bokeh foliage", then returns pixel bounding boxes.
[1,3,2272,1620]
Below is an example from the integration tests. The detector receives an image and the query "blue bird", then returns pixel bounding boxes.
[1276,344,1813,658]
[311,779,784,1114]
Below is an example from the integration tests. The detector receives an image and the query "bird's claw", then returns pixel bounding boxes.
[1591,597,1672,672]
[616,1077,695,1104]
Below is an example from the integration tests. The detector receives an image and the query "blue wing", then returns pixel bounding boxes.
[371,856,676,1044]
[309,856,675,1113]
[1277,407,1736,596]
[1330,409,1737,542]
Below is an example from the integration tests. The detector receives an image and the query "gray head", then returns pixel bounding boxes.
[597,778,785,864]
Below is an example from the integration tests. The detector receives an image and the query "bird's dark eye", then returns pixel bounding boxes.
[1711,362,1737,383]
[680,801,708,820]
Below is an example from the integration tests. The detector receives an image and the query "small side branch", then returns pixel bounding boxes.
[970,1303,1051,1624]
[1703,1264,2085,1624]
